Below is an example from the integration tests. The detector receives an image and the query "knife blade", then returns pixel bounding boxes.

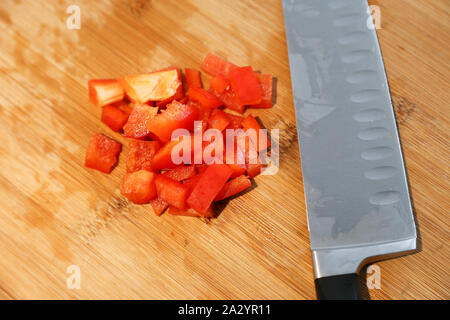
[282,0,417,299]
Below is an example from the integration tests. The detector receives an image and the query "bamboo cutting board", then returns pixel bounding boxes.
[0,0,448,300]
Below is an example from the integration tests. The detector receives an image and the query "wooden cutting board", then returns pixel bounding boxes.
[0,0,448,300]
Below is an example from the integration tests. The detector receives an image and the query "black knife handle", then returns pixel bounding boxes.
[315,273,361,300]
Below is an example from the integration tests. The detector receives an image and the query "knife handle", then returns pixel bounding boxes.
[314,273,361,300]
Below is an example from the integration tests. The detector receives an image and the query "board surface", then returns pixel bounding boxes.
[0,0,448,299]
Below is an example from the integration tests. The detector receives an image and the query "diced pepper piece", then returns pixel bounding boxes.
[151,136,189,170]
[162,165,197,181]
[85,133,121,173]
[252,73,273,108]
[126,140,160,173]
[209,74,230,94]
[187,164,233,215]
[168,205,214,218]
[156,67,185,107]
[155,175,190,209]
[214,175,251,201]
[120,170,157,204]
[211,87,245,114]
[88,79,124,107]
[246,162,263,178]
[150,197,169,216]
[115,101,134,117]
[188,86,222,109]
[189,101,210,133]
[208,109,230,132]
[241,114,271,152]
[225,113,244,130]
[185,68,202,88]
[201,53,238,77]
[183,173,204,193]
[229,66,262,105]
[101,104,129,132]
[147,101,199,142]
[123,104,158,139]
[224,142,246,178]
[119,69,181,103]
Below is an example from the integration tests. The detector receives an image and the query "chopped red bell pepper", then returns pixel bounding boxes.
[252,73,273,108]
[115,101,133,117]
[126,140,160,173]
[187,164,233,215]
[120,170,157,204]
[209,74,230,94]
[101,104,129,132]
[151,135,193,170]
[185,68,202,88]
[123,104,158,139]
[210,87,245,114]
[162,165,197,181]
[241,114,271,152]
[85,133,121,173]
[229,66,262,106]
[155,67,185,107]
[224,142,246,178]
[208,109,230,132]
[147,100,199,142]
[214,175,251,201]
[246,162,263,178]
[168,205,214,218]
[192,101,212,133]
[201,53,237,77]
[155,175,190,209]
[150,196,169,216]
[188,86,222,109]
[119,68,181,103]
[225,113,244,130]
[88,79,124,107]
[183,173,204,193]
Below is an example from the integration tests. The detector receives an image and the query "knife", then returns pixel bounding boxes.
[282,0,417,299]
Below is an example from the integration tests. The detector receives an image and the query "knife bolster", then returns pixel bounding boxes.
[315,273,360,300]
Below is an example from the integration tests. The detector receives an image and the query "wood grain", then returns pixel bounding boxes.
[0,0,448,299]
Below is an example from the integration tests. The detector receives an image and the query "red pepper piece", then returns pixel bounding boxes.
[120,170,157,204]
[183,173,204,193]
[188,100,211,133]
[152,137,193,170]
[147,100,199,142]
[209,74,230,94]
[201,53,238,77]
[155,175,190,209]
[210,87,245,114]
[229,66,262,105]
[246,162,263,178]
[168,205,214,218]
[241,114,271,152]
[162,165,197,181]
[225,113,244,130]
[85,133,121,173]
[155,67,185,107]
[126,140,160,173]
[214,175,251,201]
[188,86,222,109]
[88,79,124,107]
[252,73,273,108]
[224,142,246,178]
[187,164,233,215]
[101,104,129,132]
[119,69,181,104]
[185,68,202,89]
[150,197,169,216]
[208,109,230,132]
[123,104,158,139]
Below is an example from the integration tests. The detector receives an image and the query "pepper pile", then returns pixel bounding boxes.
[85,53,274,218]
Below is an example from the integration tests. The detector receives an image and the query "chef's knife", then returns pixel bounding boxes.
[282,0,417,299]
